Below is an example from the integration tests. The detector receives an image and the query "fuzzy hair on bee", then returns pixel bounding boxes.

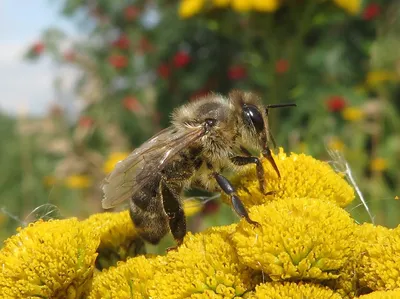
[102,90,295,249]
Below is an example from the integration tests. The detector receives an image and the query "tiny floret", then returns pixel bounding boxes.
[246,281,342,299]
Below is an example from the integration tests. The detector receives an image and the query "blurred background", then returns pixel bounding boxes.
[1,0,399,244]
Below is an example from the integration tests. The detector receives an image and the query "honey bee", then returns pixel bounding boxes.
[102,90,295,248]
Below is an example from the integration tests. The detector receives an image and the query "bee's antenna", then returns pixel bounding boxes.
[265,103,297,116]
[265,103,297,148]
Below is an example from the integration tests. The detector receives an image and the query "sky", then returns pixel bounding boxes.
[0,0,78,116]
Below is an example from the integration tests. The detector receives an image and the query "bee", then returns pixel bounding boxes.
[102,90,295,248]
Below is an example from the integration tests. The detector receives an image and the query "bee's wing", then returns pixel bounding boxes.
[101,125,205,209]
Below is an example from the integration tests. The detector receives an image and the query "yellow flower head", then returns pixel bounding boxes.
[232,198,357,281]
[246,281,342,299]
[103,152,130,173]
[371,158,388,172]
[179,0,205,18]
[366,71,399,88]
[328,137,346,151]
[0,218,99,298]
[227,148,354,208]
[232,0,252,12]
[356,223,400,291]
[65,174,92,189]
[83,211,144,269]
[88,255,161,299]
[342,106,364,122]
[252,0,280,12]
[183,198,204,217]
[358,290,400,298]
[333,0,361,15]
[147,225,259,298]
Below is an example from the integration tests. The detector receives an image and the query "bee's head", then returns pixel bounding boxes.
[229,90,271,154]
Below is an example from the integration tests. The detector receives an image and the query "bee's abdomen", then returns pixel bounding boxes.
[130,177,169,245]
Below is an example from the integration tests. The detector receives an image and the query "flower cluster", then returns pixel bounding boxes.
[179,0,361,18]
[0,218,99,298]
[1,150,400,298]
[225,148,355,208]
[82,211,145,270]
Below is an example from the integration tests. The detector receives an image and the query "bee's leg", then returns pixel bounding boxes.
[161,181,186,249]
[213,173,259,226]
[262,147,281,178]
[231,155,272,195]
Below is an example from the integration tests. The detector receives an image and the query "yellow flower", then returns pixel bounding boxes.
[0,218,99,298]
[227,148,354,208]
[88,255,162,299]
[232,198,358,281]
[252,0,280,12]
[333,0,361,14]
[325,254,359,298]
[366,71,399,87]
[179,0,205,18]
[65,174,92,189]
[83,211,144,269]
[183,198,203,217]
[328,137,345,151]
[232,0,252,11]
[357,223,400,291]
[147,225,259,298]
[371,157,388,172]
[103,151,130,173]
[246,282,342,298]
[342,106,364,122]
[358,290,400,298]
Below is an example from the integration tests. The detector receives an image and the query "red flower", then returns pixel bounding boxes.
[112,35,130,50]
[326,96,346,112]
[201,200,220,215]
[78,116,94,128]
[173,51,191,68]
[157,63,170,79]
[124,6,140,21]
[363,3,381,20]
[64,51,76,62]
[228,65,247,80]
[109,54,129,69]
[275,59,289,74]
[32,42,44,54]
[122,96,141,112]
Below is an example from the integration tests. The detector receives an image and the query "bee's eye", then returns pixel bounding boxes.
[243,105,264,133]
